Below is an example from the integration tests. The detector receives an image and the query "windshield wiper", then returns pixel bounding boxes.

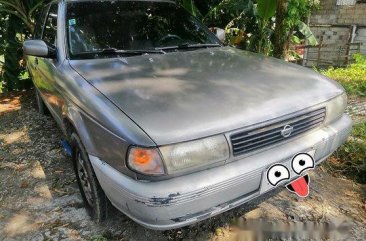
[74,48,165,58]
[100,48,166,55]
[156,43,221,51]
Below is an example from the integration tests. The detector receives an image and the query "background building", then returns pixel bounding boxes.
[304,0,366,66]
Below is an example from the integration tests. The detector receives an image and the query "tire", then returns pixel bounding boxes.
[35,88,49,115]
[70,133,110,223]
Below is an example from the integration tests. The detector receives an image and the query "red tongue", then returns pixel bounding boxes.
[289,176,309,197]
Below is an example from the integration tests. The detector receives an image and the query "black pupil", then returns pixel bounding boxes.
[299,160,306,166]
[275,171,281,177]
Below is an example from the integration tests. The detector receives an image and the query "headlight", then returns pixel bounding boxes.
[325,93,347,124]
[159,135,229,174]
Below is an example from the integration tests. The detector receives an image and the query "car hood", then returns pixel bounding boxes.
[69,47,344,145]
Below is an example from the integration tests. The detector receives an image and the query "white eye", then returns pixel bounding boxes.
[267,164,290,186]
[291,153,315,174]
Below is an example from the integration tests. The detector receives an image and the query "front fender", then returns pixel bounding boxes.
[62,101,138,178]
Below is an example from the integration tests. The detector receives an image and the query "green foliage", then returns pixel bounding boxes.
[320,54,366,96]
[257,0,277,19]
[331,121,366,184]
[181,0,202,18]
[3,15,28,91]
[192,0,276,55]
[204,0,253,28]
[0,72,3,93]
[255,0,277,55]
[297,21,317,45]
[286,0,318,50]
[181,0,318,57]
[0,0,46,92]
[0,0,45,33]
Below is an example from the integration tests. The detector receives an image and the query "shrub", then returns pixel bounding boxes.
[320,53,366,97]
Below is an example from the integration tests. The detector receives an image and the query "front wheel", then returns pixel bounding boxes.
[70,133,110,223]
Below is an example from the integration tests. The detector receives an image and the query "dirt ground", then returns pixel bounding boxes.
[0,90,365,241]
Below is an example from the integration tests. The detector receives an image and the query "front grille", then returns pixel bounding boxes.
[230,108,326,156]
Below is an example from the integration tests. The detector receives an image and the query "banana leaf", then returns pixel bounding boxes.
[257,0,277,19]
[298,21,318,46]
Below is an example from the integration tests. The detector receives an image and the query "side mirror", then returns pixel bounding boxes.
[23,40,56,58]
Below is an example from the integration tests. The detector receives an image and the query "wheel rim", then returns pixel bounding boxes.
[76,152,94,207]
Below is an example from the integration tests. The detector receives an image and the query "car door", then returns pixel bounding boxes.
[35,3,65,124]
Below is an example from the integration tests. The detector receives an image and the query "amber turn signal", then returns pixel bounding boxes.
[127,147,165,175]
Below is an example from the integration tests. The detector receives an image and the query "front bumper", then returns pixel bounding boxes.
[90,114,352,230]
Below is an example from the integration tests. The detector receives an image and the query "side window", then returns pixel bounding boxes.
[43,4,58,46]
[33,7,49,39]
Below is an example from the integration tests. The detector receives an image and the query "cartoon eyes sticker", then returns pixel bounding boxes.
[291,153,315,175]
[266,153,315,186]
[267,164,290,186]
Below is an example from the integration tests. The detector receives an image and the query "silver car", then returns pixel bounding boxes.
[23,0,352,230]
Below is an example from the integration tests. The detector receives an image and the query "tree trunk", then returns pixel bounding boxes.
[273,0,288,59]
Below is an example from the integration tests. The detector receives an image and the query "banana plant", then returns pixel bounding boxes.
[0,0,46,92]
[297,21,318,46]
[256,0,277,54]
[181,0,277,55]
[181,0,317,57]
[257,0,276,19]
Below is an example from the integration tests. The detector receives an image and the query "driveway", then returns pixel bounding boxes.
[0,90,365,241]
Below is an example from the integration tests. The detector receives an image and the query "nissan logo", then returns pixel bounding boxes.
[281,125,294,138]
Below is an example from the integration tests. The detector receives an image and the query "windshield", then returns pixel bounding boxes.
[66,1,220,59]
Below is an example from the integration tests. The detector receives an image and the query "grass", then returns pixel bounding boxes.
[295,52,366,184]
[320,53,366,97]
[327,121,366,184]
[319,54,366,184]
